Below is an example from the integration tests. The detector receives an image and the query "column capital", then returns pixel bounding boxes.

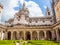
[30,31,32,34]
[11,32,13,34]
[17,31,19,34]
[37,31,39,33]
[44,31,46,33]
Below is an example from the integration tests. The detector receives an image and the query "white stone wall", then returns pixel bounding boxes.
[13,14,54,26]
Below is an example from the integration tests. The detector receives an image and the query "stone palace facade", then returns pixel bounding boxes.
[0,0,60,42]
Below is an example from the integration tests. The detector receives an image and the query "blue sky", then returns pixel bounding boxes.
[0,0,51,22]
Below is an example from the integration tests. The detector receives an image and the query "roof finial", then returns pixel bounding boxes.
[22,2,25,9]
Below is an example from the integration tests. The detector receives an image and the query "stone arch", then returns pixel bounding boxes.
[13,31,17,40]
[25,31,31,40]
[39,31,44,40]
[8,31,11,40]
[32,31,37,40]
[46,31,52,40]
[19,31,24,40]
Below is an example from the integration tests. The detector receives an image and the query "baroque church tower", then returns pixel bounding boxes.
[46,7,51,17]
[13,3,29,25]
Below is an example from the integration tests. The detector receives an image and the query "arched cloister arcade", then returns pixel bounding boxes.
[6,30,53,40]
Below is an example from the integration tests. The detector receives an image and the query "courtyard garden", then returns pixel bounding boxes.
[0,40,60,45]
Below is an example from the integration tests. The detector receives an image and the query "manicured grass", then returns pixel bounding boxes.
[27,40,60,45]
[0,40,60,45]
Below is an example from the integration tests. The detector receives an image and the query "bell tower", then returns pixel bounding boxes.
[0,3,3,23]
[46,7,51,16]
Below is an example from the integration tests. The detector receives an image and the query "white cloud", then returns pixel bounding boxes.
[2,0,25,21]
[4,0,44,20]
[20,0,24,5]
[2,0,44,21]
[25,1,44,17]
[4,0,19,21]
[5,0,25,18]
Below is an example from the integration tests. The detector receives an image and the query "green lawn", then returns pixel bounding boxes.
[0,40,60,45]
